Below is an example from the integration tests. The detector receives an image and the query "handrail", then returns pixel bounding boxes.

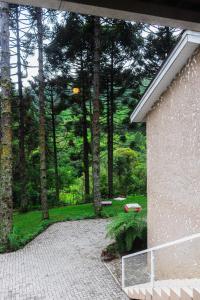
[122,232,200,289]
[122,232,200,259]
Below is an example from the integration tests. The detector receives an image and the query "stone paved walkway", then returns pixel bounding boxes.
[0,219,128,300]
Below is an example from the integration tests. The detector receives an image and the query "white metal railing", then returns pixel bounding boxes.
[122,232,200,289]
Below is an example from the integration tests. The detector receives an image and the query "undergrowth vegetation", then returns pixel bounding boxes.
[107,212,147,253]
[0,195,146,253]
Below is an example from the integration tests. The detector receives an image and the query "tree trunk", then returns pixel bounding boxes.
[92,17,101,215]
[80,56,90,202]
[50,87,59,204]
[15,5,28,212]
[36,7,49,220]
[0,101,1,167]
[0,1,13,248]
[107,49,114,198]
[82,95,90,202]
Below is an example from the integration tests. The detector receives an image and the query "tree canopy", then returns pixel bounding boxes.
[0,3,181,249]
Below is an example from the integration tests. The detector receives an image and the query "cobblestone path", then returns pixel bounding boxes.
[0,219,128,300]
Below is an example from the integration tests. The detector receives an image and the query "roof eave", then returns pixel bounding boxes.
[131,30,200,123]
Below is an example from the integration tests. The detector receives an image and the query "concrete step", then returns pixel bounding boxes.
[181,287,193,300]
[152,288,162,300]
[124,278,200,300]
[193,289,200,300]
[126,287,140,299]
[161,287,171,300]
[145,288,153,300]
[139,288,146,300]
[170,288,181,300]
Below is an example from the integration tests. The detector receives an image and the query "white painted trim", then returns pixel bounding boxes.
[130,30,200,123]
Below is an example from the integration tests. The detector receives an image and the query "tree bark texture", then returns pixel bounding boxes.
[0,1,13,248]
[107,49,114,198]
[15,5,28,212]
[36,7,49,220]
[92,17,101,215]
[50,88,59,204]
[80,56,90,202]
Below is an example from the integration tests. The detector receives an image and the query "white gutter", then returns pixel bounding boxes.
[130,30,200,123]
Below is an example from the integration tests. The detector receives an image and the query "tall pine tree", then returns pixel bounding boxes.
[92,16,101,215]
[0,1,13,248]
[36,7,49,219]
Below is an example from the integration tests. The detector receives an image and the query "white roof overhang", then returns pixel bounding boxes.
[130,30,200,123]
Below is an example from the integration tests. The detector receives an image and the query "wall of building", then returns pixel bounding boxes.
[147,47,200,279]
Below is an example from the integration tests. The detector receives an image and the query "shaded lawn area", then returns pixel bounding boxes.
[10,195,146,251]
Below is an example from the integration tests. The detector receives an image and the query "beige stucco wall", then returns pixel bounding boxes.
[147,47,200,280]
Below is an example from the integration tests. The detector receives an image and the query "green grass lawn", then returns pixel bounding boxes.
[8,195,146,252]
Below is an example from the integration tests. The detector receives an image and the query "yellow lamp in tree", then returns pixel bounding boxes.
[72,87,80,95]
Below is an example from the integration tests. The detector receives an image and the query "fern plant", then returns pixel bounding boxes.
[107,212,147,253]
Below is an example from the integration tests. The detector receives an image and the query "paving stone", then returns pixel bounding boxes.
[0,219,128,300]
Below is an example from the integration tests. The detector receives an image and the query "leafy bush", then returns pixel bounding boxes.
[8,220,52,251]
[60,177,84,205]
[113,148,138,196]
[8,227,23,250]
[100,169,108,197]
[107,212,147,253]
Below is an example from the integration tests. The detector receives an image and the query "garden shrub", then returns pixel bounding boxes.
[107,212,147,253]
[7,220,52,251]
[113,148,138,196]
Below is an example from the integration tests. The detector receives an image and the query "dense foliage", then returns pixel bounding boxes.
[0,3,181,249]
[107,211,147,253]
[11,16,179,207]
